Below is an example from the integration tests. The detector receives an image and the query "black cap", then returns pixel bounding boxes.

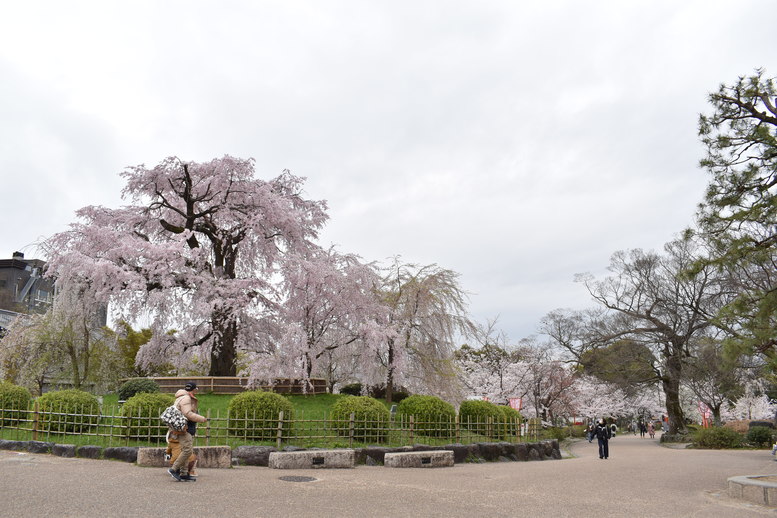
[184,382,198,391]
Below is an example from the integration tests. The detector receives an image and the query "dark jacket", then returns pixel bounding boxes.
[595,423,611,440]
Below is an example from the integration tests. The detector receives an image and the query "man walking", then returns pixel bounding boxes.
[594,419,611,459]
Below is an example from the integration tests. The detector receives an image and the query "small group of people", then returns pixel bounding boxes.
[166,381,208,482]
[635,421,655,438]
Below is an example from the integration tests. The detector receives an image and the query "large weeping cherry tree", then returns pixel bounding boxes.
[251,246,388,392]
[45,156,328,376]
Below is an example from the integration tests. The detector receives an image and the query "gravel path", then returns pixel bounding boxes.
[2,434,777,517]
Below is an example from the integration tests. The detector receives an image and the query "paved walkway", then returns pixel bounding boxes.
[2,434,777,517]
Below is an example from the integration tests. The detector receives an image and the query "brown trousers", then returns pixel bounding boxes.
[170,431,193,475]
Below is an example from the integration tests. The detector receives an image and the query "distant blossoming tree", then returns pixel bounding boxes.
[45,156,328,376]
[246,246,388,391]
[367,259,476,403]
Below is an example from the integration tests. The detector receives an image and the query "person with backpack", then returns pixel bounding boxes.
[594,419,611,459]
[168,382,207,482]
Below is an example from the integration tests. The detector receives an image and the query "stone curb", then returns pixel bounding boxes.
[1,438,561,467]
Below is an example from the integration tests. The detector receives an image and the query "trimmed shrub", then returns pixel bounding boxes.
[340,383,363,396]
[37,389,101,434]
[120,392,174,441]
[459,400,506,439]
[117,378,160,401]
[746,426,774,448]
[228,390,294,440]
[544,426,567,441]
[496,405,522,439]
[329,396,390,442]
[569,424,587,438]
[397,395,456,438]
[749,420,775,430]
[0,381,32,426]
[693,426,743,449]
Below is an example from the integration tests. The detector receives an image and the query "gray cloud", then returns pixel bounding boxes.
[1,0,775,340]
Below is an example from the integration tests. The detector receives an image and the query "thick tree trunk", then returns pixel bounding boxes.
[209,317,237,377]
[385,339,395,404]
[661,354,687,436]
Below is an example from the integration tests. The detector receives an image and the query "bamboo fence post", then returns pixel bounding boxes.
[205,408,211,446]
[32,401,39,441]
[349,412,355,448]
[276,410,284,449]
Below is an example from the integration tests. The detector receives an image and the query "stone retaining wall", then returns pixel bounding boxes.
[232,440,561,466]
[0,439,561,468]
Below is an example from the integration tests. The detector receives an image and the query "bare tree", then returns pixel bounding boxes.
[565,238,730,436]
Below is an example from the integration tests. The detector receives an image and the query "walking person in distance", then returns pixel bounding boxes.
[168,382,207,482]
[594,419,611,459]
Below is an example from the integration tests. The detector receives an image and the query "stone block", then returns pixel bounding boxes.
[76,445,102,459]
[52,444,76,458]
[136,446,232,468]
[766,486,777,506]
[26,441,53,454]
[742,483,767,505]
[727,480,743,499]
[268,449,355,469]
[0,440,26,451]
[384,450,454,468]
[103,447,138,463]
[233,445,276,466]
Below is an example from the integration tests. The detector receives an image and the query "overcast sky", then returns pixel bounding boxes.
[1,1,775,342]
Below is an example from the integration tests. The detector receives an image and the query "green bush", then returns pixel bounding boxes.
[693,426,743,449]
[397,395,456,438]
[497,405,523,437]
[120,392,174,441]
[329,396,390,443]
[37,389,101,434]
[227,390,294,440]
[117,378,160,401]
[569,424,587,438]
[339,383,363,396]
[0,381,32,426]
[544,427,567,441]
[459,400,507,439]
[746,426,774,448]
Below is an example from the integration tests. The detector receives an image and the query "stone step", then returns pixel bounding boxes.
[384,450,454,468]
[268,449,355,469]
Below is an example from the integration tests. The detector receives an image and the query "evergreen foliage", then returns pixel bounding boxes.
[36,389,100,434]
[329,395,390,442]
[117,378,160,401]
[339,383,362,396]
[120,392,174,440]
[746,426,774,448]
[459,399,506,439]
[397,394,455,438]
[0,381,32,426]
[227,390,294,439]
[693,426,743,449]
